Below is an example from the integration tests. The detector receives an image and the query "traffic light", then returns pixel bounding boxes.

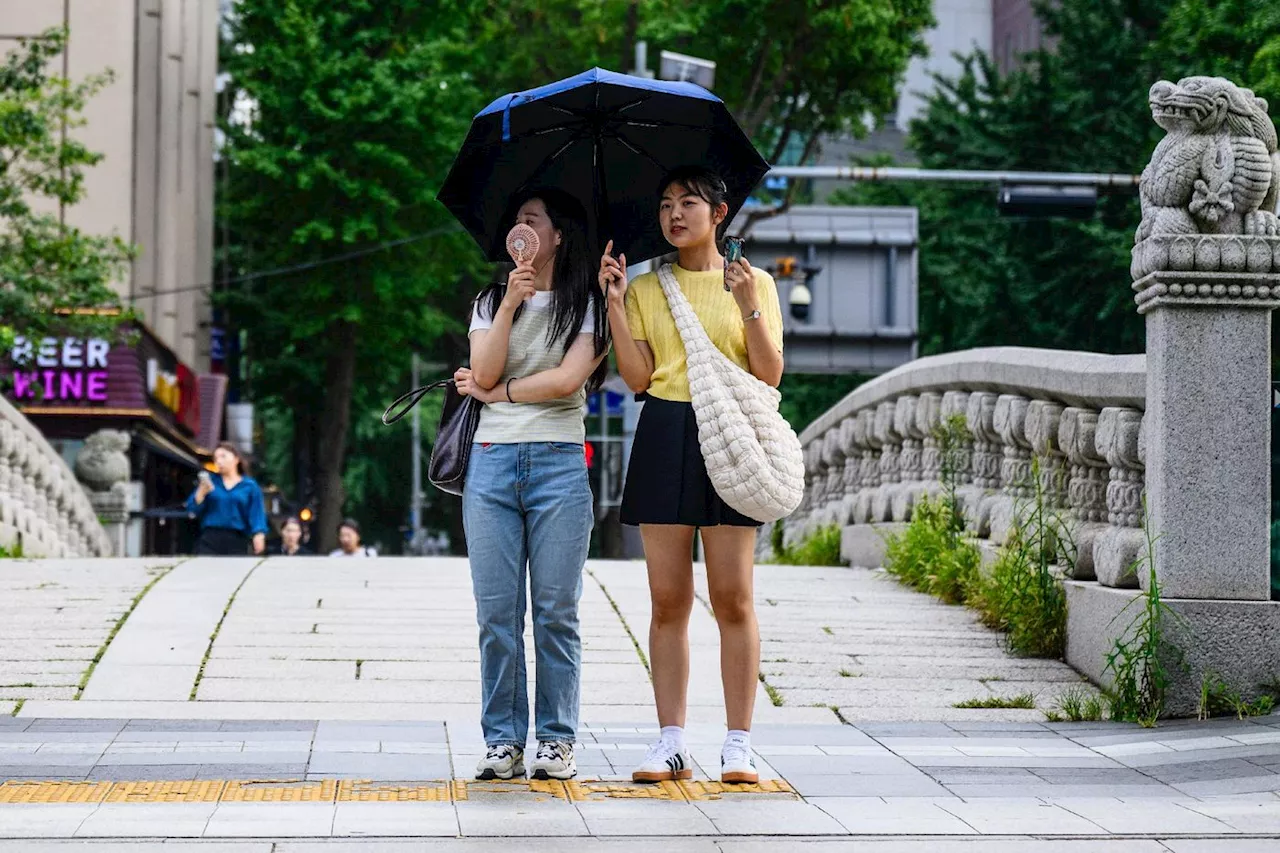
[997,185,1097,219]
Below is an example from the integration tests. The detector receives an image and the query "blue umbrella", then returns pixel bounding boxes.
[437,68,769,264]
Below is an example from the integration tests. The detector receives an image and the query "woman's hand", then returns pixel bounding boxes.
[725,257,760,315]
[454,367,498,404]
[252,533,265,555]
[195,476,213,503]
[599,240,628,306]
[501,262,537,313]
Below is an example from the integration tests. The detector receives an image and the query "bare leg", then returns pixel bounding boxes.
[701,525,760,732]
[639,524,696,728]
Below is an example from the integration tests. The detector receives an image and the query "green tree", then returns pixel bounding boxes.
[218,1,487,551]
[0,29,133,356]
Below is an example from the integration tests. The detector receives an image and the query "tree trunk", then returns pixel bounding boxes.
[314,321,358,554]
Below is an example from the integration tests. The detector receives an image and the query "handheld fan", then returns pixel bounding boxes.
[506,224,540,264]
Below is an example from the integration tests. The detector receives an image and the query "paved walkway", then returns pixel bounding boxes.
[0,556,1277,848]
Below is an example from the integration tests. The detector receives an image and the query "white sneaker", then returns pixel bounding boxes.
[475,744,524,780]
[529,740,577,780]
[721,743,758,784]
[632,740,693,782]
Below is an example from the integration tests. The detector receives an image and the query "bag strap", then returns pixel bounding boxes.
[655,263,715,354]
[382,379,452,425]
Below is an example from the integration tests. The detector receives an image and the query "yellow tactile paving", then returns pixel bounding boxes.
[105,781,226,803]
[0,777,799,804]
[0,781,112,804]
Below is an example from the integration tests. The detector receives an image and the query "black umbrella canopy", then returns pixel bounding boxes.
[438,68,769,265]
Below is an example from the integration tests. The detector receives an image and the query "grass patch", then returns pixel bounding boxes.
[953,692,1035,710]
[0,542,24,559]
[588,569,650,677]
[354,660,364,680]
[838,669,857,678]
[1043,686,1109,722]
[10,699,24,717]
[821,626,834,636]
[771,524,844,566]
[76,564,176,700]
[190,559,263,700]
[758,673,784,707]
[977,675,1005,684]
[0,683,35,689]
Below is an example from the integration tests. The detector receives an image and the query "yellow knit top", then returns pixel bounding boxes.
[624,263,784,403]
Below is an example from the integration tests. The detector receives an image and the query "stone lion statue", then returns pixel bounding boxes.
[74,429,131,493]
[1136,76,1280,242]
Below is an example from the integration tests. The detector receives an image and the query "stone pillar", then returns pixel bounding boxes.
[821,428,846,527]
[988,394,1032,545]
[892,395,924,521]
[939,390,973,502]
[872,401,903,523]
[853,409,881,524]
[1026,400,1068,511]
[1134,241,1278,599]
[1091,407,1146,588]
[1059,407,1109,579]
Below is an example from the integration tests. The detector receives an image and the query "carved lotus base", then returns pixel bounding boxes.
[1132,234,1280,282]
[1132,270,1280,314]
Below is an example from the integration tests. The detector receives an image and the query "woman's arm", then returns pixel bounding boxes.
[728,258,784,387]
[456,334,607,403]
[246,485,268,556]
[469,264,538,389]
[598,243,654,393]
[608,302,655,394]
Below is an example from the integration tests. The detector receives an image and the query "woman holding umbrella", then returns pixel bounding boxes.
[599,167,784,785]
[453,188,608,782]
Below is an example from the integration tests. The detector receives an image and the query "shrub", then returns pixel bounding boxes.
[773,524,844,567]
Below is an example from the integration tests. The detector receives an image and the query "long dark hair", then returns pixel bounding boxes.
[474,188,609,393]
[659,165,731,241]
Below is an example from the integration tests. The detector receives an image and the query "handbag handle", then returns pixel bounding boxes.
[382,379,453,425]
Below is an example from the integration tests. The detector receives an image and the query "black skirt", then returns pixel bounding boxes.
[620,396,760,528]
[196,527,251,556]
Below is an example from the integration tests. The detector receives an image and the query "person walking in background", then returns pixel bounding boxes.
[598,166,785,785]
[186,442,269,556]
[329,519,376,557]
[271,517,312,556]
[453,188,608,782]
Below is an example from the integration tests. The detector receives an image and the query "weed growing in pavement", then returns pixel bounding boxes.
[838,669,858,678]
[1197,672,1276,720]
[1105,513,1180,727]
[969,457,1072,658]
[758,673,784,707]
[1043,686,1109,722]
[953,692,1035,710]
[10,699,24,717]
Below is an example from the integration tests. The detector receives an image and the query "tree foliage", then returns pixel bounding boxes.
[0,29,133,355]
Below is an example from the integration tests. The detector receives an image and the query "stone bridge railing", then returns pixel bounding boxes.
[788,347,1150,585]
[0,395,114,557]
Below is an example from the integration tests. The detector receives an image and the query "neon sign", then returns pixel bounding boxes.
[9,336,110,403]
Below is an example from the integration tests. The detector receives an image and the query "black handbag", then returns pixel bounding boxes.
[382,379,482,496]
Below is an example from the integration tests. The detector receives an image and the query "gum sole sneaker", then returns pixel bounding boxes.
[476,744,525,780]
[721,745,759,784]
[632,741,693,782]
[530,740,577,781]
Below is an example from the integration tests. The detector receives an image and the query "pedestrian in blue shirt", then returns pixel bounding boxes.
[186,442,268,556]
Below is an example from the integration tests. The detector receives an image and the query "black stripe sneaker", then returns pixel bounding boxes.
[475,744,525,780]
[632,740,693,782]
[530,740,577,780]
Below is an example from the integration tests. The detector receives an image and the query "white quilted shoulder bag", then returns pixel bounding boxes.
[655,263,804,523]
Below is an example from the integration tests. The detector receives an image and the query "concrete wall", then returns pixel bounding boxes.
[896,0,993,132]
[1,0,218,371]
[992,0,1050,74]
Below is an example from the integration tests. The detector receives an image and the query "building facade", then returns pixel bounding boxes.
[2,1,226,554]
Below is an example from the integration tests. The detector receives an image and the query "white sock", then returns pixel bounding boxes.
[660,726,685,750]
[724,729,751,752]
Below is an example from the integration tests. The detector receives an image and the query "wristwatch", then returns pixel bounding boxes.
[743,309,762,322]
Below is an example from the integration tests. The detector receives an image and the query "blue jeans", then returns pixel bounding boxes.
[462,442,593,746]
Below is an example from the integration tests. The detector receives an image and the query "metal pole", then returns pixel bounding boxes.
[410,352,422,553]
[765,165,1141,189]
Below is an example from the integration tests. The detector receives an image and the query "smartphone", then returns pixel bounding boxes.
[723,236,744,291]
[197,471,211,487]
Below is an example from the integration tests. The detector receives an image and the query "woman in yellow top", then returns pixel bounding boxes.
[598,166,784,785]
